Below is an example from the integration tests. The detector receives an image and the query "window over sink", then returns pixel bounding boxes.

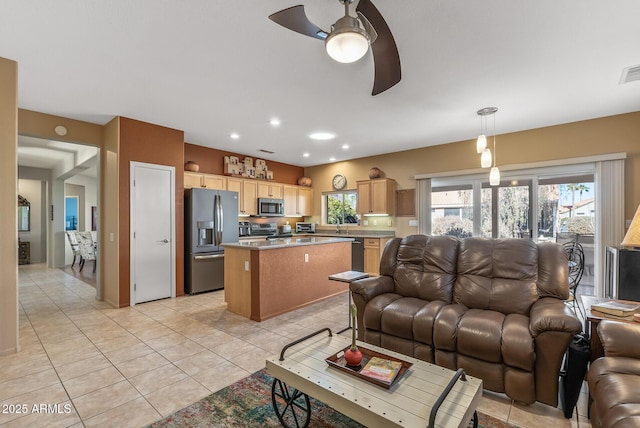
[324,191,359,225]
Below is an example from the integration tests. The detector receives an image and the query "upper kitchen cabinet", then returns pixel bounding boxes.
[257,182,284,199]
[227,177,257,215]
[184,172,226,190]
[357,178,396,216]
[283,185,313,217]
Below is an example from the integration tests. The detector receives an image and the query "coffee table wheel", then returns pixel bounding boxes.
[271,378,311,428]
[469,410,478,428]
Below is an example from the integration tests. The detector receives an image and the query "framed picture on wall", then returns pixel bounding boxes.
[92,206,97,231]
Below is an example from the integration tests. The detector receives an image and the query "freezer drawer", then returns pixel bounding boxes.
[186,253,225,294]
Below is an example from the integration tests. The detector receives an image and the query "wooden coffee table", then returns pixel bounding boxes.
[265,328,482,428]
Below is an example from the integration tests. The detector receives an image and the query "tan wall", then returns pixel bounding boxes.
[118,117,185,306]
[102,117,120,306]
[0,57,19,355]
[184,143,304,185]
[18,109,103,146]
[305,112,640,238]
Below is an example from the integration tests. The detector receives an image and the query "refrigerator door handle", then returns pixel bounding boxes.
[214,194,223,246]
[194,254,225,260]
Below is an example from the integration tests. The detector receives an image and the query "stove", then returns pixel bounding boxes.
[249,222,278,236]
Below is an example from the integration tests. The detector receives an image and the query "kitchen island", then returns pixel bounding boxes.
[222,237,353,321]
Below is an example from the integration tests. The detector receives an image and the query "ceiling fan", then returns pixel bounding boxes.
[269,0,401,96]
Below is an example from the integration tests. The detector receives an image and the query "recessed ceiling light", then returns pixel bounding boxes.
[54,125,67,136]
[341,144,349,150]
[329,157,336,162]
[309,132,336,141]
[303,152,310,157]
[269,118,281,126]
[230,133,240,140]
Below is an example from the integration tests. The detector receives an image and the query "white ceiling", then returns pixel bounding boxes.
[3,1,640,168]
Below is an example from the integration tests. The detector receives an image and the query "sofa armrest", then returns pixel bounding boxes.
[529,297,582,337]
[598,320,640,359]
[349,276,395,303]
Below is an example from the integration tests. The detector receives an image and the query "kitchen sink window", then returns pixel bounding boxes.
[325,191,359,225]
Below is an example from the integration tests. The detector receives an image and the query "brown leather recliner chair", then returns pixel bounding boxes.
[588,320,640,427]
[350,235,581,406]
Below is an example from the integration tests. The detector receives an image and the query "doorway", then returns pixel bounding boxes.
[129,161,176,305]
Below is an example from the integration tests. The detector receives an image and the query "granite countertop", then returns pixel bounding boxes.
[223,236,354,250]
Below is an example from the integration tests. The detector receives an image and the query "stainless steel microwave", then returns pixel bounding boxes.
[257,198,284,217]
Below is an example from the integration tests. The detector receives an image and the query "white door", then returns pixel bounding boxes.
[130,162,175,305]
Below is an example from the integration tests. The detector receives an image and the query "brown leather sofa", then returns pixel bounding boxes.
[350,235,581,406]
[588,320,640,427]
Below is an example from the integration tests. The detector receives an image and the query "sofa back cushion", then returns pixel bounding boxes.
[454,238,539,315]
[393,235,459,303]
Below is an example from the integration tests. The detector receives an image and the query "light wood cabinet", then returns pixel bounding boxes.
[363,237,392,275]
[357,178,396,216]
[284,185,314,216]
[184,172,309,217]
[257,182,284,199]
[184,172,226,190]
[227,177,258,215]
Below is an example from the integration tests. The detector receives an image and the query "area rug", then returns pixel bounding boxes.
[148,369,515,428]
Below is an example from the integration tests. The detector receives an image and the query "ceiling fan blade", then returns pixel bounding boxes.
[357,11,378,44]
[356,0,401,95]
[269,5,328,40]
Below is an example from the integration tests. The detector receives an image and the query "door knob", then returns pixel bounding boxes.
[157,239,169,244]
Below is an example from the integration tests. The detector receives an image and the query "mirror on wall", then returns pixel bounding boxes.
[18,195,30,232]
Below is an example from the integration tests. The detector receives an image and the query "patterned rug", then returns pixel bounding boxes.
[148,369,515,427]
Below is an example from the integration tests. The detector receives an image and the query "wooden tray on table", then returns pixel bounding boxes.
[325,345,412,389]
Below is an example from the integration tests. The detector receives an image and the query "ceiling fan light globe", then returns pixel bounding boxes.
[325,27,369,63]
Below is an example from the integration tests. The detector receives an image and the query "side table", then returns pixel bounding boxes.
[580,295,639,362]
[328,270,368,334]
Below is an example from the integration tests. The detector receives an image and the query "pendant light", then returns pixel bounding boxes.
[480,148,492,168]
[476,108,488,153]
[476,107,498,167]
[489,109,500,186]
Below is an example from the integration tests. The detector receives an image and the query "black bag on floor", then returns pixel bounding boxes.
[561,333,590,418]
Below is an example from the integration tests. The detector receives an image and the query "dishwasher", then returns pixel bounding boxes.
[351,239,365,272]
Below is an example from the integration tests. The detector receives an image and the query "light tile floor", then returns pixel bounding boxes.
[1,264,591,427]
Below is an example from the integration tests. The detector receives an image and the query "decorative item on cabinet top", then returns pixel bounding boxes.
[297,176,312,187]
[224,156,273,180]
[184,160,200,172]
[368,167,382,179]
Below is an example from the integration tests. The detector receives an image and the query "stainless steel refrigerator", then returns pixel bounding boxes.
[185,188,239,294]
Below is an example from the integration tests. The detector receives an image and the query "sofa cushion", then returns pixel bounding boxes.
[589,357,640,427]
[363,293,403,332]
[394,235,459,303]
[457,309,504,363]
[502,314,535,371]
[455,238,539,315]
[380,297,429,340]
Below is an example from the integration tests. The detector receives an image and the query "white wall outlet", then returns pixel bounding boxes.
[363,220,369,226]
[387,220,392,226]
[244,261,250,271]
[304,254,309,262]
[373,220,377,226]
[109,232,114,242]
[409,220,419,227]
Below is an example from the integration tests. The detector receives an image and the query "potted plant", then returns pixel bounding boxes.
[344,303,363,367]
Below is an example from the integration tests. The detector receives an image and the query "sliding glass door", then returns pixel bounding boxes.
[430,173,595,297]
